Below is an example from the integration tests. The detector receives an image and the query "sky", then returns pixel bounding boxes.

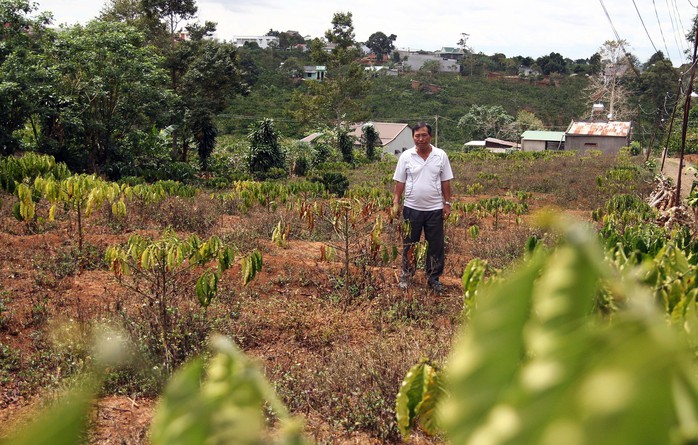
[34,0,698,65]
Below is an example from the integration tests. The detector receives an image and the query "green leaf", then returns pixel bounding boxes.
[195,271,218,308]
[150,358,209,445]
[3,377,98,445]
[395,360,443,438]
[414,365,445,436]
[461,258,488,302]
[441,251,544,443]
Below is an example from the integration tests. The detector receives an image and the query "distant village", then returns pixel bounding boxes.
[231,31,632,157]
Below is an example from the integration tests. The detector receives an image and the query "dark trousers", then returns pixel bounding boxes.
[402,207,444,284]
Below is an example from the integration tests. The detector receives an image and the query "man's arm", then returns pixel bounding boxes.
[393,181,405,216]
[441,180,452,218]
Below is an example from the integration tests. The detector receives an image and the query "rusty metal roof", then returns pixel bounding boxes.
[566,121,631,137]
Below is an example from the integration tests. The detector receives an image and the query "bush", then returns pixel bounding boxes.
[311,142,333,167]
[256,167,288,181]
[247,118,287,179]
[629,141,642,156]
[313,172,349,197]
[0,152,71,194]
[292,155,309,176]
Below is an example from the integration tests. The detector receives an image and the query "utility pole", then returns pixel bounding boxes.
[660,76,684,171]
[434,115,439,147]
[674,24,698,206]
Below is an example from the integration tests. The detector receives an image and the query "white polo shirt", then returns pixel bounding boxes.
[393,145,454,211]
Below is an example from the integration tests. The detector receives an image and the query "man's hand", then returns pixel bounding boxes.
[444,203,452,219]
[392,200,400,218]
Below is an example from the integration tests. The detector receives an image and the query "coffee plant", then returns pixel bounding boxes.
[0,152,71,194]
[104,228,261,371]
[396,219,698,444]
[31,174,128,259]
[2,336,308,445]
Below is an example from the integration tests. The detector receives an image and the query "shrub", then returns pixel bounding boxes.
[629,141,642,156]
[0,152,71,194]
[313,172,349,197]
[292,155,309,176]
[247,118,287,179]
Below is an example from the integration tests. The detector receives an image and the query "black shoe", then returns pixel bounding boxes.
[429,280,445,295]
[398,277,409,289]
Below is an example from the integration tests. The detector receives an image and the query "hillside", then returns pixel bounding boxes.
[218,72,591,145]
[0,150,654,444]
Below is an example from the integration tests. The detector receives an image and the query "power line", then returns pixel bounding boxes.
[598,0,625,44]
[597,0,641,77]
[653,0,673,62]
[632,0,660,55]
[671,0,690,56]
[665,0,687,61]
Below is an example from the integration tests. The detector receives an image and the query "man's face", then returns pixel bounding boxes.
[413,127,432,148]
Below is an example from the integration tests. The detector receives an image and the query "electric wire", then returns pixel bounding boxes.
[633,0,660,54]
[666,0,688,60]
[672,0,691,56]
[672,0,686,27]
[653,0,674,61]
[599,0,625,44]
[598,0,641,77]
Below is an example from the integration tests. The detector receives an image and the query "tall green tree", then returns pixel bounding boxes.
[290,11,369,132]
[308,37,329,66]
[502,110,546,141]
[336,127,354,164]
[267,29,305,50]
[0,0,54,155]
[631,52,679,149]
[141,0,196,42]
[139,0,197,162]
[178,32,246,170]
[290,61,370,129]
[324,11,361,67]
[365,31,396,62]
[45,20,174,175]
[361,123,380,160]
[458,105,515,141]
[99,0,161,39]
[128,0,245,167]
[535,52,568,75]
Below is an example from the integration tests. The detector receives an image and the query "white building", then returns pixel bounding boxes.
[350,122,414,156]
[521,131,566,151]
[232,36,279,49]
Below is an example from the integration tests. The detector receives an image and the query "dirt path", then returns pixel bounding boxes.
[660,156,697,201]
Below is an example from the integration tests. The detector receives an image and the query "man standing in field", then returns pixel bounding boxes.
[392,122,453,294]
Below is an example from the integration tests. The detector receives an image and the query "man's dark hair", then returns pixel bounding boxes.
[411,122,433,136]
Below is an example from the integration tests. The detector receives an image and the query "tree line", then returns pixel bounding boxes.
[1,0,695,185]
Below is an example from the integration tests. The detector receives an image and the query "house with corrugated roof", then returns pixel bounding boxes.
[485,137,519,152]
[396,51,461,73]
[521,130,566,151]
[299,132,324,144]
[349,122,413,156]
[564,121,632,154]
[463,138,519,154]
[232,35,279,49]
[299,122,414,157]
